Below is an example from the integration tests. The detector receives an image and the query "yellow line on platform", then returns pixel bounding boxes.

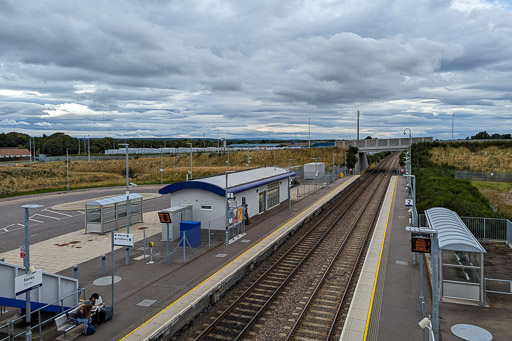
[363,176,397,340]
[121,180,352,340]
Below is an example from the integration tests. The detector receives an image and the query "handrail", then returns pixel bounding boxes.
[0,288,85,341]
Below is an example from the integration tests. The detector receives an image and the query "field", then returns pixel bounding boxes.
[0,148,347,197]
[471,181,512,218]
[430,145,512,172]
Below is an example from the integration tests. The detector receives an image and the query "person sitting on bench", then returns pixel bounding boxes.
[75,303,93,335]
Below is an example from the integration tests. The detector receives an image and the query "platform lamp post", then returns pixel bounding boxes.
[403,128,412,190]
[288,159,295,209]
[186,143,193,179]
[119,143,130,265]
[311,157,320,192]
[22,203,43,341]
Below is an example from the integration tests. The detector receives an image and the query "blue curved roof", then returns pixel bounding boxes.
[159,181,226,197]
[159,167,295,197]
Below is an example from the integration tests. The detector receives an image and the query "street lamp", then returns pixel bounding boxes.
[66,148,69,191]
[87,135,91,162]
[451,113,455,141]
[288,159,295,209]
[21,203,44,341]
[308,117,311,148]
[160,147,163,184]
[186,143,193,179]
[118,143,130,265]
[246,147,251,168]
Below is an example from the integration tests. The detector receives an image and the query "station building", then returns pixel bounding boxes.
[159,167,294,231]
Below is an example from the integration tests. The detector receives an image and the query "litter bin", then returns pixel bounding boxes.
[179,221,201,248]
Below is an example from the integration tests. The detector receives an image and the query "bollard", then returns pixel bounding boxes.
[101,255,106,276]
[73,265,78,280]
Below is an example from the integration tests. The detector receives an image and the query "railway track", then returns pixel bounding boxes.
[185,154,399,341]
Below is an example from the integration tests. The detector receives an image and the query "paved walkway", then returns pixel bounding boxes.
[0,211,162,274]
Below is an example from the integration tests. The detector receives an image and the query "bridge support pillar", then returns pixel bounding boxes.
[355,152,369,174]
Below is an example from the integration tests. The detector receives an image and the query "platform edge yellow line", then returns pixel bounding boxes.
[363,176,397,340]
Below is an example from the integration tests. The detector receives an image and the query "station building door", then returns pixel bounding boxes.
[259,191,266,213]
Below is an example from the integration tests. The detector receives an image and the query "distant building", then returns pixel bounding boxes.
[0,148,30,162]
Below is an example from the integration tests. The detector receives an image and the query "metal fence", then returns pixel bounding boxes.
[455,171,512,182]
[419,214,511,242]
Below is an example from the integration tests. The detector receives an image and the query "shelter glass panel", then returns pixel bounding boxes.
[117,202,127,218]
[86,206,101,223]
[103,204,116,223]
[131,199,142,215]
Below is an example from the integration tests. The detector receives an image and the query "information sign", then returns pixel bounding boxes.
[114,233,134,247]
[158,212,171,224]
[15,269,43,296]
[20,245,25,259]
[238,207,243,222]
[405,198,414,207]
[411,235,431,253]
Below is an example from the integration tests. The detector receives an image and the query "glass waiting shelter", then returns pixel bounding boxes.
[85,193,143,234]
[425,207,486,305]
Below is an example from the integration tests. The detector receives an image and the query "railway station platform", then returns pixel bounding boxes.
[342,175,511,341]
[0,175,359,340]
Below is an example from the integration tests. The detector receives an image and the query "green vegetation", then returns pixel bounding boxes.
[413,142,507,219]
[367,151,391,165]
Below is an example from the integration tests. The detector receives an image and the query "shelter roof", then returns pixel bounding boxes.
[85,193,143,206]
[425,207,486,253]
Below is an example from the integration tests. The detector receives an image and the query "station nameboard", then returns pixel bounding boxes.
[411,235,431,253]
[15,269,43,296]
[158,212,171,224]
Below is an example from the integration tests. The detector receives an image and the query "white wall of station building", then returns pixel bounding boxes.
[160,167,292,231]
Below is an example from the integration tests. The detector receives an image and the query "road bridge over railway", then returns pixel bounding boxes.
[336,137,433,173]
[336,137,433,153]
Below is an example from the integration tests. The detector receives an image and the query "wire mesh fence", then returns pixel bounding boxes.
[419,214,511,242]
[454,171,512,182]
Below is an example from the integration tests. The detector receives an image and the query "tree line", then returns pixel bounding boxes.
[0,132,291,156]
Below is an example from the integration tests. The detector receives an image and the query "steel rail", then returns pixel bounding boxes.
[194,159,386,341]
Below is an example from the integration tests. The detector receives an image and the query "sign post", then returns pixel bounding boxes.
[406,226,439,341]
[158,212,172,265]
[111,232,134,317]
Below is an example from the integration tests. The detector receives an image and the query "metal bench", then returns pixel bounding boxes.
[55,308,80,340]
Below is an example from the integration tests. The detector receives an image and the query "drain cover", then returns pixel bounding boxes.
[215,253,228,258]
[93,276,121,286]
[137,299,157,307]
[451,324,492,341]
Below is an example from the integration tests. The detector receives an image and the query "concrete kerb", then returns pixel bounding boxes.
[138,176,360,341]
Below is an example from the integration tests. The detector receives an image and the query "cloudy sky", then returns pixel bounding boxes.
[1,0,511,141]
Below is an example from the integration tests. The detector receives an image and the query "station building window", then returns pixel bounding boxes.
[266,182,280,209]
[201,205,213,211]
